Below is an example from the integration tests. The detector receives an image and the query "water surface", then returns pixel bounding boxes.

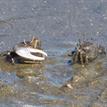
[0,0,107,106]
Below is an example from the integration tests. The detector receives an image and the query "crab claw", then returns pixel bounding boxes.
[14,47,47,61]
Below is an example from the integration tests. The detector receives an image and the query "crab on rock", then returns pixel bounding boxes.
[68,41,106,65]
[6,37,47,64]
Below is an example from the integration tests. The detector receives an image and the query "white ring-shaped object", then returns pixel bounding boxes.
[15,47,47,61]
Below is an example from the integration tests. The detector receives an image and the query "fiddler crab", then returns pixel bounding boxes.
[6,37,47,64]
[68,40,106,66]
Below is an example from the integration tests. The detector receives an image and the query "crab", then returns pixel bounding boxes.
[68,41,106,65]
[6,37,47,64]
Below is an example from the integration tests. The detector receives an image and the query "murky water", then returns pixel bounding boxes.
[0,0,107,106]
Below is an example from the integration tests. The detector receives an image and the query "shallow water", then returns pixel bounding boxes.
[0,0,107,106]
